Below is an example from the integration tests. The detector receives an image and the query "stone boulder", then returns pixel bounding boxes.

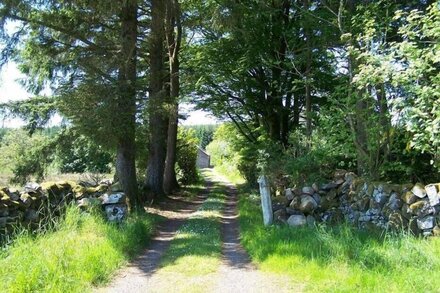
[299,195,318,214]
[388,212,405,230]
[401,204,412,220]
[409,200,435,217]
[402,191,417,205]
[334,169,347,180]
[111,182,123,192]
[373,188,388,206]
[24,209,39,222]
[425,184,439,206]
[285,188,294,201]
[302,186,314,195]
[344,172,357,184]
[77,197,101,208]
[412,183,426,199]
[99,179,113,186]
[104,204,127,222]
[417,216,435,230]
[320,182,339,191]
[273,208,287,223]
[306,215,316,227]
[312,193,321,206]
[289,196,300,209]
[287,214,307,227]
[24,182,42,194]
[388,192,403,211]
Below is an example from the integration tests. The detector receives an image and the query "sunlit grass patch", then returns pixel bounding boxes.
[238,191,440,292]
[0,206,160,293]
[157,177,226,277]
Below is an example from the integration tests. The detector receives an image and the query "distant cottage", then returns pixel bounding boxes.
[196,148,211,168]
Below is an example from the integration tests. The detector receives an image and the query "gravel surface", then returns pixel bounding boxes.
[211,178,301,293]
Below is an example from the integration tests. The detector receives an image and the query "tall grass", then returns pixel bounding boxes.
[213,165,245,185]
[0,206,159,292]
[239,192,440,292]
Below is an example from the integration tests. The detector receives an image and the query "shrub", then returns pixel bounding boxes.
[56,128,113,174]
[0,129,57,184]
[176,128,199,185]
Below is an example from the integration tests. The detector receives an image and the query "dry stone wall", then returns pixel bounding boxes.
[0,179,127,240]
[273,170,440,236]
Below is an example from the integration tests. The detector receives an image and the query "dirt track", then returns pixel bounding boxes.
[96,171,298,293]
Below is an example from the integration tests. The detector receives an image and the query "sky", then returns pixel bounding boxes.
[0,62,28,127]
[0,62,218,128]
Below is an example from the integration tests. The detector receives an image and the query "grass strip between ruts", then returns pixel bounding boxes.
[151,171,226,291]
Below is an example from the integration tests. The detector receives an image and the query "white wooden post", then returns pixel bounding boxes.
[258,175,273,226]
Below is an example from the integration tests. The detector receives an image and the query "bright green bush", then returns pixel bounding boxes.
[56,128,113,174]
[0,129,57,184]
[176,127,200,185]
[206,124,245,183]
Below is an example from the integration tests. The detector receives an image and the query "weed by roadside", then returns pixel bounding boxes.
[0,206,160,293]
[238,191,440,292]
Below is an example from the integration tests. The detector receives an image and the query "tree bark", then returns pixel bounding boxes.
[116,0,141,211]
[304,0,312,139]
[163,0,181,194]
[146,0,167,197]
[341,0,369,176]
[377,84,391,160]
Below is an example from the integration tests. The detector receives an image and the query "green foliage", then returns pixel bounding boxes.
[186,124,217,150]
[0,129,56,184]
[206,124,244,183]
[0,205,159,292]
[0,128,113,184]
[239,193,440,292]
[390,3,440,166]
[56,128,113,174]
[0,97,57,134]
[0,0,438,193]
[176,127,199,185]
[0,128,9,141]
[379,128,440,184]
[185,0,335,145]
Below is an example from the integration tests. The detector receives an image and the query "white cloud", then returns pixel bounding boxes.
[0,62,30,102]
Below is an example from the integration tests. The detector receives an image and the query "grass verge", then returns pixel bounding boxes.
[213,165,245,185]
[238,191,440,292]
[0,206,160,293]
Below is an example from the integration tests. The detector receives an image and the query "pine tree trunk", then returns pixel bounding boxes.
[146,0,167,197]
[163,106,179,194]
[116,0,141,210]
[116,139,139,210]
[163,0,182,194]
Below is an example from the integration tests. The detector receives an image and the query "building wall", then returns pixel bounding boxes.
[196,148,211,168]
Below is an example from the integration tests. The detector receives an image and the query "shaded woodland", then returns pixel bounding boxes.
[0,0,438,209]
